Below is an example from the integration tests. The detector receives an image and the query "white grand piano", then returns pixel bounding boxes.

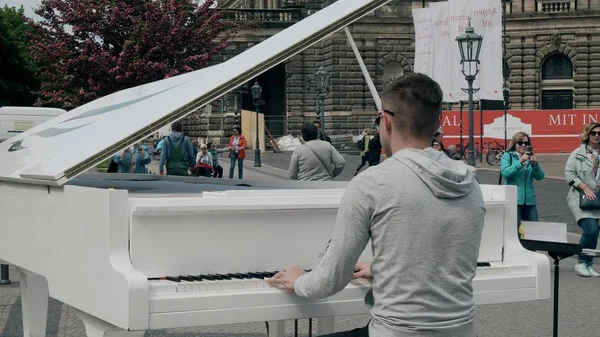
[0,0,550,336]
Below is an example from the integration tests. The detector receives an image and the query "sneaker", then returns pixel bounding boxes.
[575,263,591,277]
[588,265,600,277]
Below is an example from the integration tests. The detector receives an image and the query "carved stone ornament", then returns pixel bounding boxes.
[551,32,562,48]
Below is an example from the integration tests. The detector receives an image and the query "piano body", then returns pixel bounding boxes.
[0,0,550,336]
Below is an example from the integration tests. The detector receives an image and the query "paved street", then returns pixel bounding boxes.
[2,150,599,337]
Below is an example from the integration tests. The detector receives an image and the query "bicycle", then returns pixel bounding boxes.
[454,140,481,163]
[485,140,506,166]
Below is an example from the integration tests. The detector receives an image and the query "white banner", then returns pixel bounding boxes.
[429,2,456,102]
[413,0,503,103]
[412,8,434,78]
[469,0,503,101]
[447,0,472,102]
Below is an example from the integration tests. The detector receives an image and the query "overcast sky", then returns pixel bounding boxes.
[1,0,41,19]
[2,0,215,20]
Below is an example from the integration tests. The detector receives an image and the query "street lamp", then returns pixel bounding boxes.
[233,82,249,125]
[456,20,483,167]
[250,80,264,167]
[315,66,330,135]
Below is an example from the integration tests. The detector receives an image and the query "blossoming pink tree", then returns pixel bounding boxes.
[30,0,243,108]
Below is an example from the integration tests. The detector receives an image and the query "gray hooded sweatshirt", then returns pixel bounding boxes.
[295,148,486,337]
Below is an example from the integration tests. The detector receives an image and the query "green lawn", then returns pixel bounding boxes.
[97,158,111,173]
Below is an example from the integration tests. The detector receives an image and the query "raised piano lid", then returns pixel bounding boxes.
[0,0,391,186]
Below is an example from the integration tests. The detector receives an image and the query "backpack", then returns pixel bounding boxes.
[165,136,189,176]
[356,138,364,150]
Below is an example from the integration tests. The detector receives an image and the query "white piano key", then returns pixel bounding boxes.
[148,280,177,295]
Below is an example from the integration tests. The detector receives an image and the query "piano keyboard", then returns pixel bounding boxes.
[148,270,374,296]
[149,272,283,295]
[148,263,526,297]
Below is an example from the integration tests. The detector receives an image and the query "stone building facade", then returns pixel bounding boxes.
[184,0,600,147]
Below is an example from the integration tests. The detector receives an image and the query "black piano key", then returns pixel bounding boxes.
[249,272,262,279]
[228,273,244,279]
[240,273,252,279]
[200,274,215,281]
[477,262,491,267]
[216,274,232,280]
[179,276,194,282]
[148,277,160,280]
[186,275,202,281]
[213,275,224,280]
[166,276,181,282]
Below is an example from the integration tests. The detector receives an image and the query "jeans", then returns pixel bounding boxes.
[577,218,599,265]
[212,165,223,178]
[517,204,539,230]
[229,154,243,179]
[355,155,368,173]
[193,167,211,177]
[368,158,380,166]
[320,324,369,337]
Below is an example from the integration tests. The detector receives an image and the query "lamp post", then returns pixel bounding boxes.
[502,0,512,149]
[456,21,483,167]
[250,81,264,167]
[315,66,330,135]
[233,83,249,125]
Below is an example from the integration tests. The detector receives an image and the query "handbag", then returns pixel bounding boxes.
[579,191,600,210]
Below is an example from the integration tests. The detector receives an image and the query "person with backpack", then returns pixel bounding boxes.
[353,128,371,176]
[159,121,196,176]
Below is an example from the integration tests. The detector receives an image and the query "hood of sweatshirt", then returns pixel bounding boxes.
[393,148,477,198]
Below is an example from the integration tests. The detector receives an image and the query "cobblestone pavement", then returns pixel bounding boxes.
[3,151,599,337]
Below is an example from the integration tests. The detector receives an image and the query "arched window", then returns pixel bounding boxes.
[382,62,404,87]
[542,53,573,80]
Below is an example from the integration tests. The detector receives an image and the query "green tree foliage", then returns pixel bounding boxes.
[0,6,40,107]
[30,0,243,109]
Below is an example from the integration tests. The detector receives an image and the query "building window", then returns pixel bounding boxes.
[542,53,573,80]
[540,53,573,109]
[382,62,404,88]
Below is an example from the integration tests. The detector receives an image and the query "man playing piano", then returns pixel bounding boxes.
[267,73,486,337]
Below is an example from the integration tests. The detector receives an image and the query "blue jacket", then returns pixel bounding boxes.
[131,144,151,173]
[113,149,131,173]
[500,151,545,205]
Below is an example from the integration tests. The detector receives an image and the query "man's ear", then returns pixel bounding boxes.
[383,110,393,132]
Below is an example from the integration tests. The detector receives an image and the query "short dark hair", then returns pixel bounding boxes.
[171,120,183,132]
[233,126,242,134]
[301,122,318,141]
[381,73,443,139]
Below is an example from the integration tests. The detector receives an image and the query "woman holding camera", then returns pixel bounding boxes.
[500,131,545,227]
[565,122,600,277]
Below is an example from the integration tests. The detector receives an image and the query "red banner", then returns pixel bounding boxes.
[439,109,600,153]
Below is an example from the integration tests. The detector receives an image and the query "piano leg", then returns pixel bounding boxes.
[18,268,49,337]
[267,320,285,337]
[75,309,144,337]
[317,317,335,335]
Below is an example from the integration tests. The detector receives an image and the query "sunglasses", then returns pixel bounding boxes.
[374,109,396,127]
[517,141,530,146]
[590,131,600,137]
